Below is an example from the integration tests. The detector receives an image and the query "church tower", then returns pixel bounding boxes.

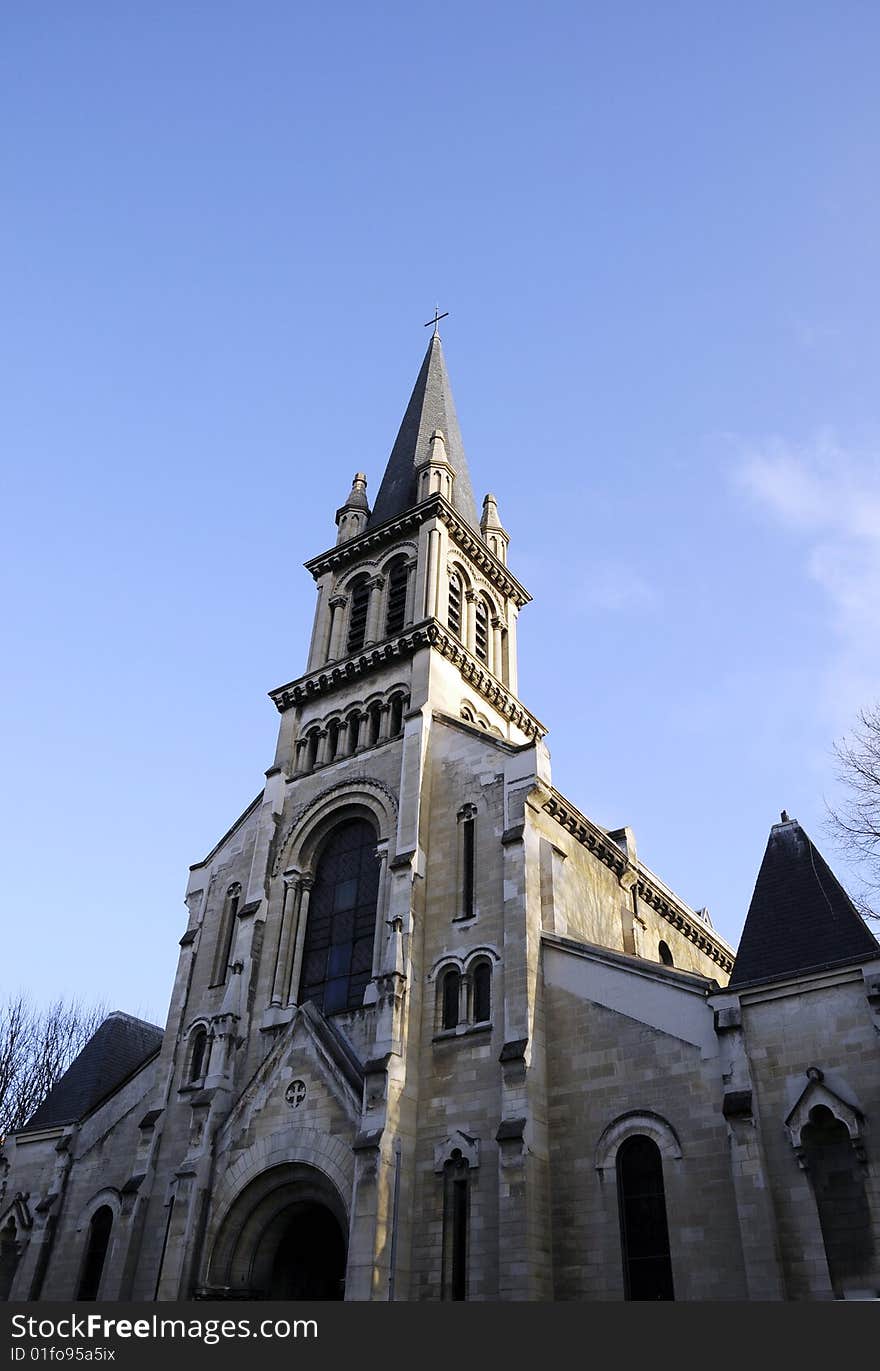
[6,328,768,1307]
[122,325,555,1303]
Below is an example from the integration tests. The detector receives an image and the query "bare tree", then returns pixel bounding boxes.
[827,701,880,920]
[0,994,107,1136]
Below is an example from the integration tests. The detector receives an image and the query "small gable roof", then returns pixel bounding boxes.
[20,1011,163,1131]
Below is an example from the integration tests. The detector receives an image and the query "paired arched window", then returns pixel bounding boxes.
[385,556,409,637]
[617,1135,674,1300]
[76,1206,114,1301]
[346,575,370,655]
[437,959,493,1031]
[299,819,379,1015]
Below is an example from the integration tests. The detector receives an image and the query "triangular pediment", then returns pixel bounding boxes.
[217,1004,365,1151]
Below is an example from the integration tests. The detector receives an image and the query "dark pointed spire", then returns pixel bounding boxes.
[368,333,480,530]
[728,815,880,989]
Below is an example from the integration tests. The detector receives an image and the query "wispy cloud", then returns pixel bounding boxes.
[578,561,658,613]
[736,430,880,726]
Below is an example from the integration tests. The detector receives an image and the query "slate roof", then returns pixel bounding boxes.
[368,332,481,531]
[728,817,880,989]
[21,1011,164,1131]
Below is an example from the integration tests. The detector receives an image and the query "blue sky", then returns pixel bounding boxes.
[2,3,879,1024]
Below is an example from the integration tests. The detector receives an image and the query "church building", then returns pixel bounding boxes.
[2,331,879,1301]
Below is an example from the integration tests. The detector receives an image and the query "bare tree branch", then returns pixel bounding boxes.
[0,994,107,1136]
[826,701,880,920]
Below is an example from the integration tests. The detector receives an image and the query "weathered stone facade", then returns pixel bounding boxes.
[2,333,879,1302]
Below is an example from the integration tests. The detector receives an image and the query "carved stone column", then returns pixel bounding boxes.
[315,729,330,768]
[286,875,315,1005]
[403,558,418,626]
[465,589,476,654]
[270,874,300,1007]
[327,594,347,660]
[378,702,392,743]
[423,529,440,618]
[491,616,503,678]
[356,711,371,752]
[365,575,385,645]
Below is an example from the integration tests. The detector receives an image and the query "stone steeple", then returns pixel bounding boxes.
[728,815,880,989]
[368,332,481,531]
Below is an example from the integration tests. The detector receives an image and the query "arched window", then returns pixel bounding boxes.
[0,1218,20,1301]
[474,598,489,664]
[658,941,674,967]
[368,701,382,747]
[345,713,360,755]
[189,1026,208,1082]
[617,1135,674,1300]
[299,819,380,1015]
[389,694,404,737]
[326,718,341,763]
[448,574,462,639]
[346,575,370,655]
[472,961,491,1023]
[440,968,461,1030]
[211,883,241,986]
[801,1104,873,1294]
[76,1206,114,1301]
[306,730,320,772]
[385,556,409,637]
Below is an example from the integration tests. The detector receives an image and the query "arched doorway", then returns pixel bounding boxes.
[207,1163,348,1301]
[261,1203,345,1300]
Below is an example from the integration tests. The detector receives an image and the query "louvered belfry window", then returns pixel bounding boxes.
[448,574,462,638]
[346,576,370,654]
[385,557,408,636]
[299,819,379,1014]
[474,599,489,663]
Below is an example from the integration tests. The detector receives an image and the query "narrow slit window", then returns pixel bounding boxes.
[442,1154,470,1300]
[189,1027,208,1081]
[211,884,240,986]
[346,576,370,654]
[461,813,475,918]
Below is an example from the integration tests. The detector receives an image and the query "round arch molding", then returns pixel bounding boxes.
[272,779,399,878]
[203,1128,355,1298]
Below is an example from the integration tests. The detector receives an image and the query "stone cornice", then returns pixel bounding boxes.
[268,618,547,740]
[304,494,531,609]
[541,790,735,974]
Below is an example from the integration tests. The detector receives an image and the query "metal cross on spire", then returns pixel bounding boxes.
[424,305,449,335]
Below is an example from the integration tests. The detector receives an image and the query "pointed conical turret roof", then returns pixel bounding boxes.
[368,332,480,530]
[728,815,880,989]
